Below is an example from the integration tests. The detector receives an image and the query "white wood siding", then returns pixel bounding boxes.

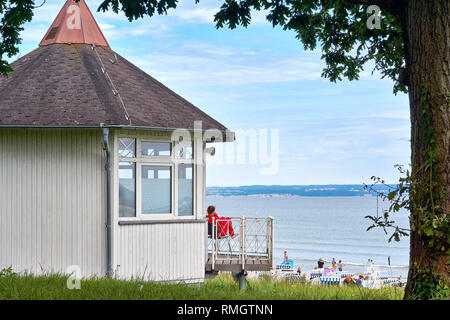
[113,222,205,282]
[0,129,106,277]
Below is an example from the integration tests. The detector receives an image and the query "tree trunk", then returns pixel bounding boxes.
[403,0,450,299]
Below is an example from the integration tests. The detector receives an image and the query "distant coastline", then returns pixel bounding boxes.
[206,184,398,197]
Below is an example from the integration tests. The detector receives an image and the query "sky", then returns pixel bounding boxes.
[11,0,411,187]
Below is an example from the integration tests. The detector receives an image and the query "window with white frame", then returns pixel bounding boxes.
[118,136,195,218]
[178,163,193,216]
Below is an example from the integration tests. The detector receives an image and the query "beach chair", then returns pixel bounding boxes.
[339,272,354,278]
[319,276,341,287]
[286,274,303,281]
[310,270,322,280]
[276,259,294,271]
[383,279,399,286]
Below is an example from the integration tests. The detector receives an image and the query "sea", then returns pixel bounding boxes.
[206,195,410,278]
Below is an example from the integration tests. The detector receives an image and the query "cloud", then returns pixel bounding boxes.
[30,3,61,23]
[124,41,323,87]
[369,109,410,120]
[172,7,218,24]
[98,23,116,30]
[21,24,48,41]
[97,19,173,40]
[181,40,257,56]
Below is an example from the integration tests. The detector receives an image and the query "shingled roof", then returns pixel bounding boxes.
[0,0,229,134]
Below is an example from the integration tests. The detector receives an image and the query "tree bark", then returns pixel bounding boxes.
[403,0,450,299]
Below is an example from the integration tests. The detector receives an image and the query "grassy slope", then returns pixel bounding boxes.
[0,273,404,300]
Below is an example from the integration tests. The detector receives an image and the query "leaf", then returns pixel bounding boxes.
[388,191,397,200]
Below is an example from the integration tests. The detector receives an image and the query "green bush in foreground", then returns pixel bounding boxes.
[0,272,404,300]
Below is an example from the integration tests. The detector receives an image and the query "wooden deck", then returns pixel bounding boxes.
[206,253,272,273]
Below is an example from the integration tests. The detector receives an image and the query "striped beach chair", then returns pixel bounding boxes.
[383,279,399,285]
[319,276,341,287]
[286,274,303,281]
[339,272,354,278]
[309,270,322,280]
[276,264,293,271]
[276,259,294,271]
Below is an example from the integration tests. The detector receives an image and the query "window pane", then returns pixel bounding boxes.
[175,140,194,159]
[119,162,135,217]
[119,138,136,158]
[141,141,171,156]
[178,164,193,216]
[142,165,172,214]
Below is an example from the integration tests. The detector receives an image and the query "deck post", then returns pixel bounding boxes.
[238,272,246,290]
[212,217,216,270]
[268,216,274,268]
[240,216,246,271]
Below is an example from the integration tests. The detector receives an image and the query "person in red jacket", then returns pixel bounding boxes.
[206,205,238,238]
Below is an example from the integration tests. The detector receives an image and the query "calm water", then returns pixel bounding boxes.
[207,195,410,278]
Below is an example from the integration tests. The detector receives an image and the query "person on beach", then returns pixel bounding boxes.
[337,260,343,271]
[206,205,238,238]
[317,258,324,269]
[297,267,302,275]
[344,275,363,286]
[343,275,356,285]
[331,258,336,265]
[356,275,364,286]
[284,251,289,262]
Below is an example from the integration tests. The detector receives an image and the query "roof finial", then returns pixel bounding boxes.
[39,0,109,47]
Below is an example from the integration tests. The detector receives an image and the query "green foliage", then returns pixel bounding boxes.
[97,0,178,22]
[0,266,17,278]
[0,272,404,300]
[411,86,448,254]
[409,268,450,300]
[0,0,35,76]
[364,164,411,243]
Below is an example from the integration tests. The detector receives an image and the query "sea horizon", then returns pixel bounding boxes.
[206,184,401,197]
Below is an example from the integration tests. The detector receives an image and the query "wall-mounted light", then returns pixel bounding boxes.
[205,147,216,156]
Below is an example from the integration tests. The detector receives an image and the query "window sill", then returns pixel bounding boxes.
[118,218,207,226]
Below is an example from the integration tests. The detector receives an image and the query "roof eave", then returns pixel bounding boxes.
[0,124,235,142]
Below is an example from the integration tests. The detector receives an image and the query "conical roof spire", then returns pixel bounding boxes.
[39,0,109,47]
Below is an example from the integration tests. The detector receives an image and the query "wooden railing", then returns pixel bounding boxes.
[208,216,274,271]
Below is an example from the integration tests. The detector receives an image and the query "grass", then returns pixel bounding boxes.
[0,271,404,300]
